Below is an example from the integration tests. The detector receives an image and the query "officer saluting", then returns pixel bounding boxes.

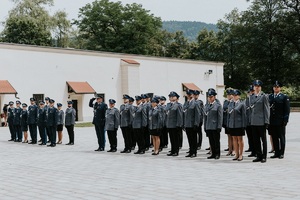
[28,98,38,144]
[7,101,15,141]
[268,81,290,159]
[89,94,108,151]
[250,80,270,163]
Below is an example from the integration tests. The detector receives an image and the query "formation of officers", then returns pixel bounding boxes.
[89,79,290,162]
[6,97,76,147]
[5,79,290,163]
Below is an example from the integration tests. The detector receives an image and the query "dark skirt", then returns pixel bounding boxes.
[57,124,63,131]
[229,128,245,136]
[224,127,231,135]
[21,125,28,132]
[150,129,160,136]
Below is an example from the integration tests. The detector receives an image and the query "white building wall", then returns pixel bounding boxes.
[0,44,224,122]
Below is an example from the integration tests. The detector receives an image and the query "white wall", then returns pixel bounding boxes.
[0,44,224,121]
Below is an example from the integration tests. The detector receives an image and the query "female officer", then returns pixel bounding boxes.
[227,89,247,161]
[21,103,28,143]
[223,88,234,156]
[56,103,64,144]
[13,100,22,142]
[148,97,163,155]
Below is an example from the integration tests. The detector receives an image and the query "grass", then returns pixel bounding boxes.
[75,122,93,127]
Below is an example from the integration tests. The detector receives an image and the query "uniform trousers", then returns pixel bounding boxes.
[143,126,150,148]
[95,124,105,149]
[48,125,57,145]
[186,128,198,155]
[38,125,47,144]
[46,127,51,141]
[169,128,179,154]
[65,125,75,144]
[159,126,168,148]
[29,124,37,143]
[269,125,286,156]
[197,124,203,148]
[206,130,220,157]
[14,125,22,141]
[246,126,255,154]
[8,122,15,140]
[178,128,183,148]
[131,127,136,148]
[107,130,117,150]
[121,127,132,151]
[134,128,145,151]
[252,125,267,159]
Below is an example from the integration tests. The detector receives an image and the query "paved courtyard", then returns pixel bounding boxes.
[0,113,300,199]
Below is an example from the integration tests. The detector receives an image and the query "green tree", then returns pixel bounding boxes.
[73,0,162,54]
[52,11,72,48]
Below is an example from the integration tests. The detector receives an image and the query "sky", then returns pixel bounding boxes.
[0,0,251,28]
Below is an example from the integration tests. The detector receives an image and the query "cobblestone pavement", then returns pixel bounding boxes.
[1,113,300,200]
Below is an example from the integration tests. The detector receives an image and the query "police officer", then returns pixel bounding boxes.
[245,85,256,157]
[21,103,29,143]
[227,89,247,161]
[184,90,201,158]
[89,95,107,151]
[268,81,290,159]
[166,91,183,156]
[204,89,223,159]
[7,101,15,141]
[65,101,76,145]
[158,96,168,150]
[105,99,120,152]
[37,101,47,145]
[142,93,152,150]
[129,97,136,150]
[46,99,58,147]
[193,90,204,150]
[56,103,64,144]
[250,80,270,163]
[28,98,38,144]
[13,100,22,142]
[120,94,134,153]
[149,97,163,155]
[223,88,234,155]
[44,97,51,143]
[132,95,147,154]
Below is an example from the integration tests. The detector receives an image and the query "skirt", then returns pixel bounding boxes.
[57,124,63,131]
[21,125,28,132]
[150,129,161,136]
[229,128,245,136]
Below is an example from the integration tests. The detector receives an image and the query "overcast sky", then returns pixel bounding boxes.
[0,0,251,27]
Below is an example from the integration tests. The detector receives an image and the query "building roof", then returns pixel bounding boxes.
[121,59,140,65]
[0,80,17,94]
[66,81,96,94]
[182,83,202,92]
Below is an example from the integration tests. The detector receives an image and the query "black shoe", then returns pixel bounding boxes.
[29,142,37,144]
[51,144,56,147]
[261,158,267,163]
[163,145,168,148]
[248,154,256,157]
[94,148,100,151]
[39,143,46,145]
[253,158,262,162]
[152,152,159,155]
[8,139,14,141]
[22,140,28,143]
[172,153,179,156]
[131,147,135,150]
[134,151,141,154]
[190,154,197,158]
[99,148,104,151]
[245,149,252,152]
[269,150,275,153]
[215,155,220,160]
[140,151,145,154]
[185,154,191,157]
[47,144,53,147]
[232,157,238,161]
[18,139,22,142]
[38,139,42,142]
[107,149,114,152]
[65,143,71,145]
[206,151,211,155]
[205,147,210,150]
[186,151,190,154]
[207,155,215,159]
[279,155,284,159]
[149,145,154,148]
[270,155,280,159]
[224,148,229,151]
[111,149,117,152]
[167,153,174,156]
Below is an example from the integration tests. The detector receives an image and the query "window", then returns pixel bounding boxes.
[33,94,44,103]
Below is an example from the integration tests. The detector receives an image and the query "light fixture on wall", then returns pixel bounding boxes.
[205,70,213,75]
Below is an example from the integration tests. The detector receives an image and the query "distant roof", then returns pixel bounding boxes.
[0,80,17,94]
[67,81,96,94]
[121,59,140,65]
[182,83,202,92]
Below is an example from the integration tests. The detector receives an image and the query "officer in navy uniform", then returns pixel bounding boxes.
[105,99,120,152]
[268,81,290,159]
[65,101,76,145]
[28,98,38,144]
[46,99,58,147]
[21,103,29,143]
[204,89,223,159]
[193,90,204,150]
[166,91,183,156]
[44,97,51,142]
[120,94,134,153]
[7,101,15,141]
[89,95,108,151]
[13,100,22,142]
[183,90,201,158]
[37,101,47,145]
[250,80,270,163]
[132,95,147,154]
[245,85,256,157]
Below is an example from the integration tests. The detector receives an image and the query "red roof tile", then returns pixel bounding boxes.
[121,59,140,65]
[182,83,202,91]
[67,81,96,94]
[0,80,17,94]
